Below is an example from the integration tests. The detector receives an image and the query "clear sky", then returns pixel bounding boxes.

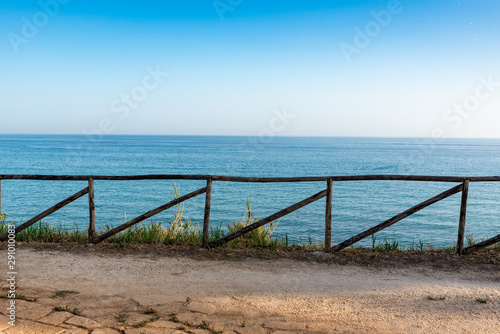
[1,0,499,138]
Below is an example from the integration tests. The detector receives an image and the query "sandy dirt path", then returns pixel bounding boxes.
[1,247,499,333]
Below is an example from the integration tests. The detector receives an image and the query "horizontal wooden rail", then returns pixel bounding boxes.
[0,187,89,241]
[212,175,470,183]
[209,189,328,248]
[1,174,500,183]
[0,174,210,181]
[331,184,463,252]
[467,176,500,182]
[92,186,207,243]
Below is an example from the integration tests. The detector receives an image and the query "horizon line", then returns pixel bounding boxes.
[1,133,500,140]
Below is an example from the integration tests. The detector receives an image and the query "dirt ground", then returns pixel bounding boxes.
[1,243,499,333]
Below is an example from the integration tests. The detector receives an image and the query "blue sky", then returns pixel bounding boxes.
[1,0,499,137]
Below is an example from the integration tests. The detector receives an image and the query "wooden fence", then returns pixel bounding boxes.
[0,174,499,255]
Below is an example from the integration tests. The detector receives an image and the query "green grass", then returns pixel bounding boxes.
[0,218,88,244]
[198,320,224,334]
[2,190,499,253]
[134,315,160,328]
[3,212,499,252]
[144,307,156,315]
[197,320,210,330]
[168,316,222,333]
[427,296,446,301]
[53,290,79,298]
[0,195,287,249]
[117,313,128,323]
[224,198,283,249]
[169,313,180,323]
[372,235,400,252]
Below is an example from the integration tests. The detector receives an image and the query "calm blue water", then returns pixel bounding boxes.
[1,134,499,247]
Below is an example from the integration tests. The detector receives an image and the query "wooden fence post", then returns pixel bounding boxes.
[88,178,95,244]
[456,179,469,255]
[202,177,212,248]
[325,179,333,252]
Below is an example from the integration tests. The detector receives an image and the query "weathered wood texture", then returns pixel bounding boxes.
[0,187,89,242]
[331,184,463,252]
[467,176,500,182]
[463,233,500,254]
[212,175,469,182]
[208,189,328,248]
[92,186,207,243]
[0,175,209,181]
[324,179,333,252]
[202,177,212,248]
[88,178,96,243]
[4,174,499,182]
[456,180,469,254]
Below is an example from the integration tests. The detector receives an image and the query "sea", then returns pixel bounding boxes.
[1,134,499,247]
